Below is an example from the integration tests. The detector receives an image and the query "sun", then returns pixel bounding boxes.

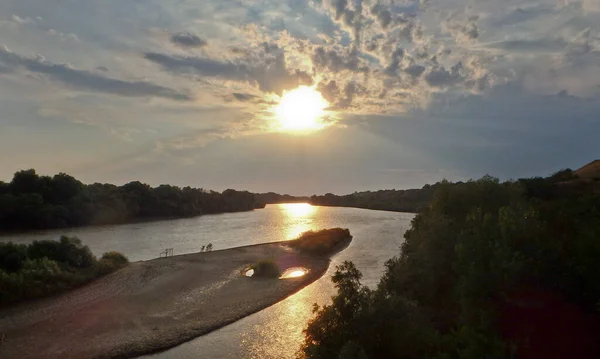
[274,86,329,132]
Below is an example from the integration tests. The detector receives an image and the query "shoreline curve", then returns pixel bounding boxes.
[0,241,337,359]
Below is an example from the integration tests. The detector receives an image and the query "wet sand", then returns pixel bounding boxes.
[0,242,334,359]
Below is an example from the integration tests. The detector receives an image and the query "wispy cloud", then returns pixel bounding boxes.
[0,46,191,101]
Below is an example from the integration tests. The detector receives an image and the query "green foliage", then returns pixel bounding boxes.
[251,259,281,278]
[301,175,600,359]
[96,251,130,275]
[549,168,577,183]
[28,236,95,269]
[0,242,28,272]
[287,228,352,256]
[0,169,262,231]
[0,237,128,306]
[310,187,437,213]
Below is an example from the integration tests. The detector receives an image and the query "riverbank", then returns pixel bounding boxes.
[0,241,337,359]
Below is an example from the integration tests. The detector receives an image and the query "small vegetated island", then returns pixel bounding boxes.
[0,228,352,359]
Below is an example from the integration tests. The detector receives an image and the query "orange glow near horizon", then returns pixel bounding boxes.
[280,203,315,217]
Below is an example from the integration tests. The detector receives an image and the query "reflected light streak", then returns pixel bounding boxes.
[278,203,317,240]
[280,203,315,217]
[286,270,306,278]
[279,267,308,279]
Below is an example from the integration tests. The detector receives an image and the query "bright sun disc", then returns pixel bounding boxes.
[274,86,328,132]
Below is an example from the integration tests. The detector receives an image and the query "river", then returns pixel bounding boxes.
[2,204,414,359]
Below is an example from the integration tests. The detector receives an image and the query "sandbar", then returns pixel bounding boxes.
[0,241,337,359]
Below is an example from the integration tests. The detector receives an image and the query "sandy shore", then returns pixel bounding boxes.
[0,242,334,359]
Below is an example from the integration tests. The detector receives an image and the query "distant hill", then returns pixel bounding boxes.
[575,160,600,180]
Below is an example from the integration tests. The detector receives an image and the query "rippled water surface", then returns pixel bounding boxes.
[2,204,414,359]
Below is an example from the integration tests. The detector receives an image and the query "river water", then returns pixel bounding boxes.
[2,204,414,359]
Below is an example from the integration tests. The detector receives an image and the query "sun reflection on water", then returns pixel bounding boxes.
[279,267,308,279]
[278,203,318,240]
[280,203,315,217]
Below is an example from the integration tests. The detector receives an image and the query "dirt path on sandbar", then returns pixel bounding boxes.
[0,243,330,359]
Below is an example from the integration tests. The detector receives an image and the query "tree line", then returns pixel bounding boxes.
[299,170,600,359]
[309,186,438,213]
[0,169,262,231]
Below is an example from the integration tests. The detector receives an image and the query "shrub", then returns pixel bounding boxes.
[0,237,128,306]
[0,242,28,273]
[27,236,95,269]
[97,251,129,275]
[251,259,281,278]
[288,228,352,256]
[101,251,129,267]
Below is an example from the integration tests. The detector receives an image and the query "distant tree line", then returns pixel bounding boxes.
[254,192,310,205]
[0,169,262,231]
[309,186,439,213]
[300,171,600,359]
[0,236,128,306]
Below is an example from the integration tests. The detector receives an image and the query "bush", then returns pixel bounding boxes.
[101,251,129,267]
[0,242,28,273]
[251,259,281,278]
[97,251,129,275]
[27,236,95,269]
[0,237,128,306]
[288,228,352,256]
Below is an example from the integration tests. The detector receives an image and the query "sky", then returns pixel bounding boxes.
[1,0,599,195]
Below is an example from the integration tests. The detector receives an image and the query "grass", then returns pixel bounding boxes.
[287,228,352,256]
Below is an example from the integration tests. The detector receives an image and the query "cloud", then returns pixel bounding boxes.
[444,15,480,43]
[424,64,462,87]
[491,5,554,27]
[485,38,568,52]
[0,46,191,101]
[144,46,312,94]
[370,3,393,29]
[317,80,340,103]
[170,32,207,47]
[232,92,257,101]
[311,46,366,73]
[404,64,426,78]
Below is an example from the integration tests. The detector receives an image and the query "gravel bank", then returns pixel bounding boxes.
[0,242,333,359]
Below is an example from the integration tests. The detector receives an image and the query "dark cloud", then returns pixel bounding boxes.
[332,0,348,20]
[384,47,405,75]
[317,80,340,103]
[424,63,462,87]
[371,3,392,28]
[311,46,366,73]
[0,46,191,101]
[487,38,567,52]
[232,92,257,101]
[354,85,600,181]
[145,48,312,94]
[404,64,425,78]
[170,32,207,47]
